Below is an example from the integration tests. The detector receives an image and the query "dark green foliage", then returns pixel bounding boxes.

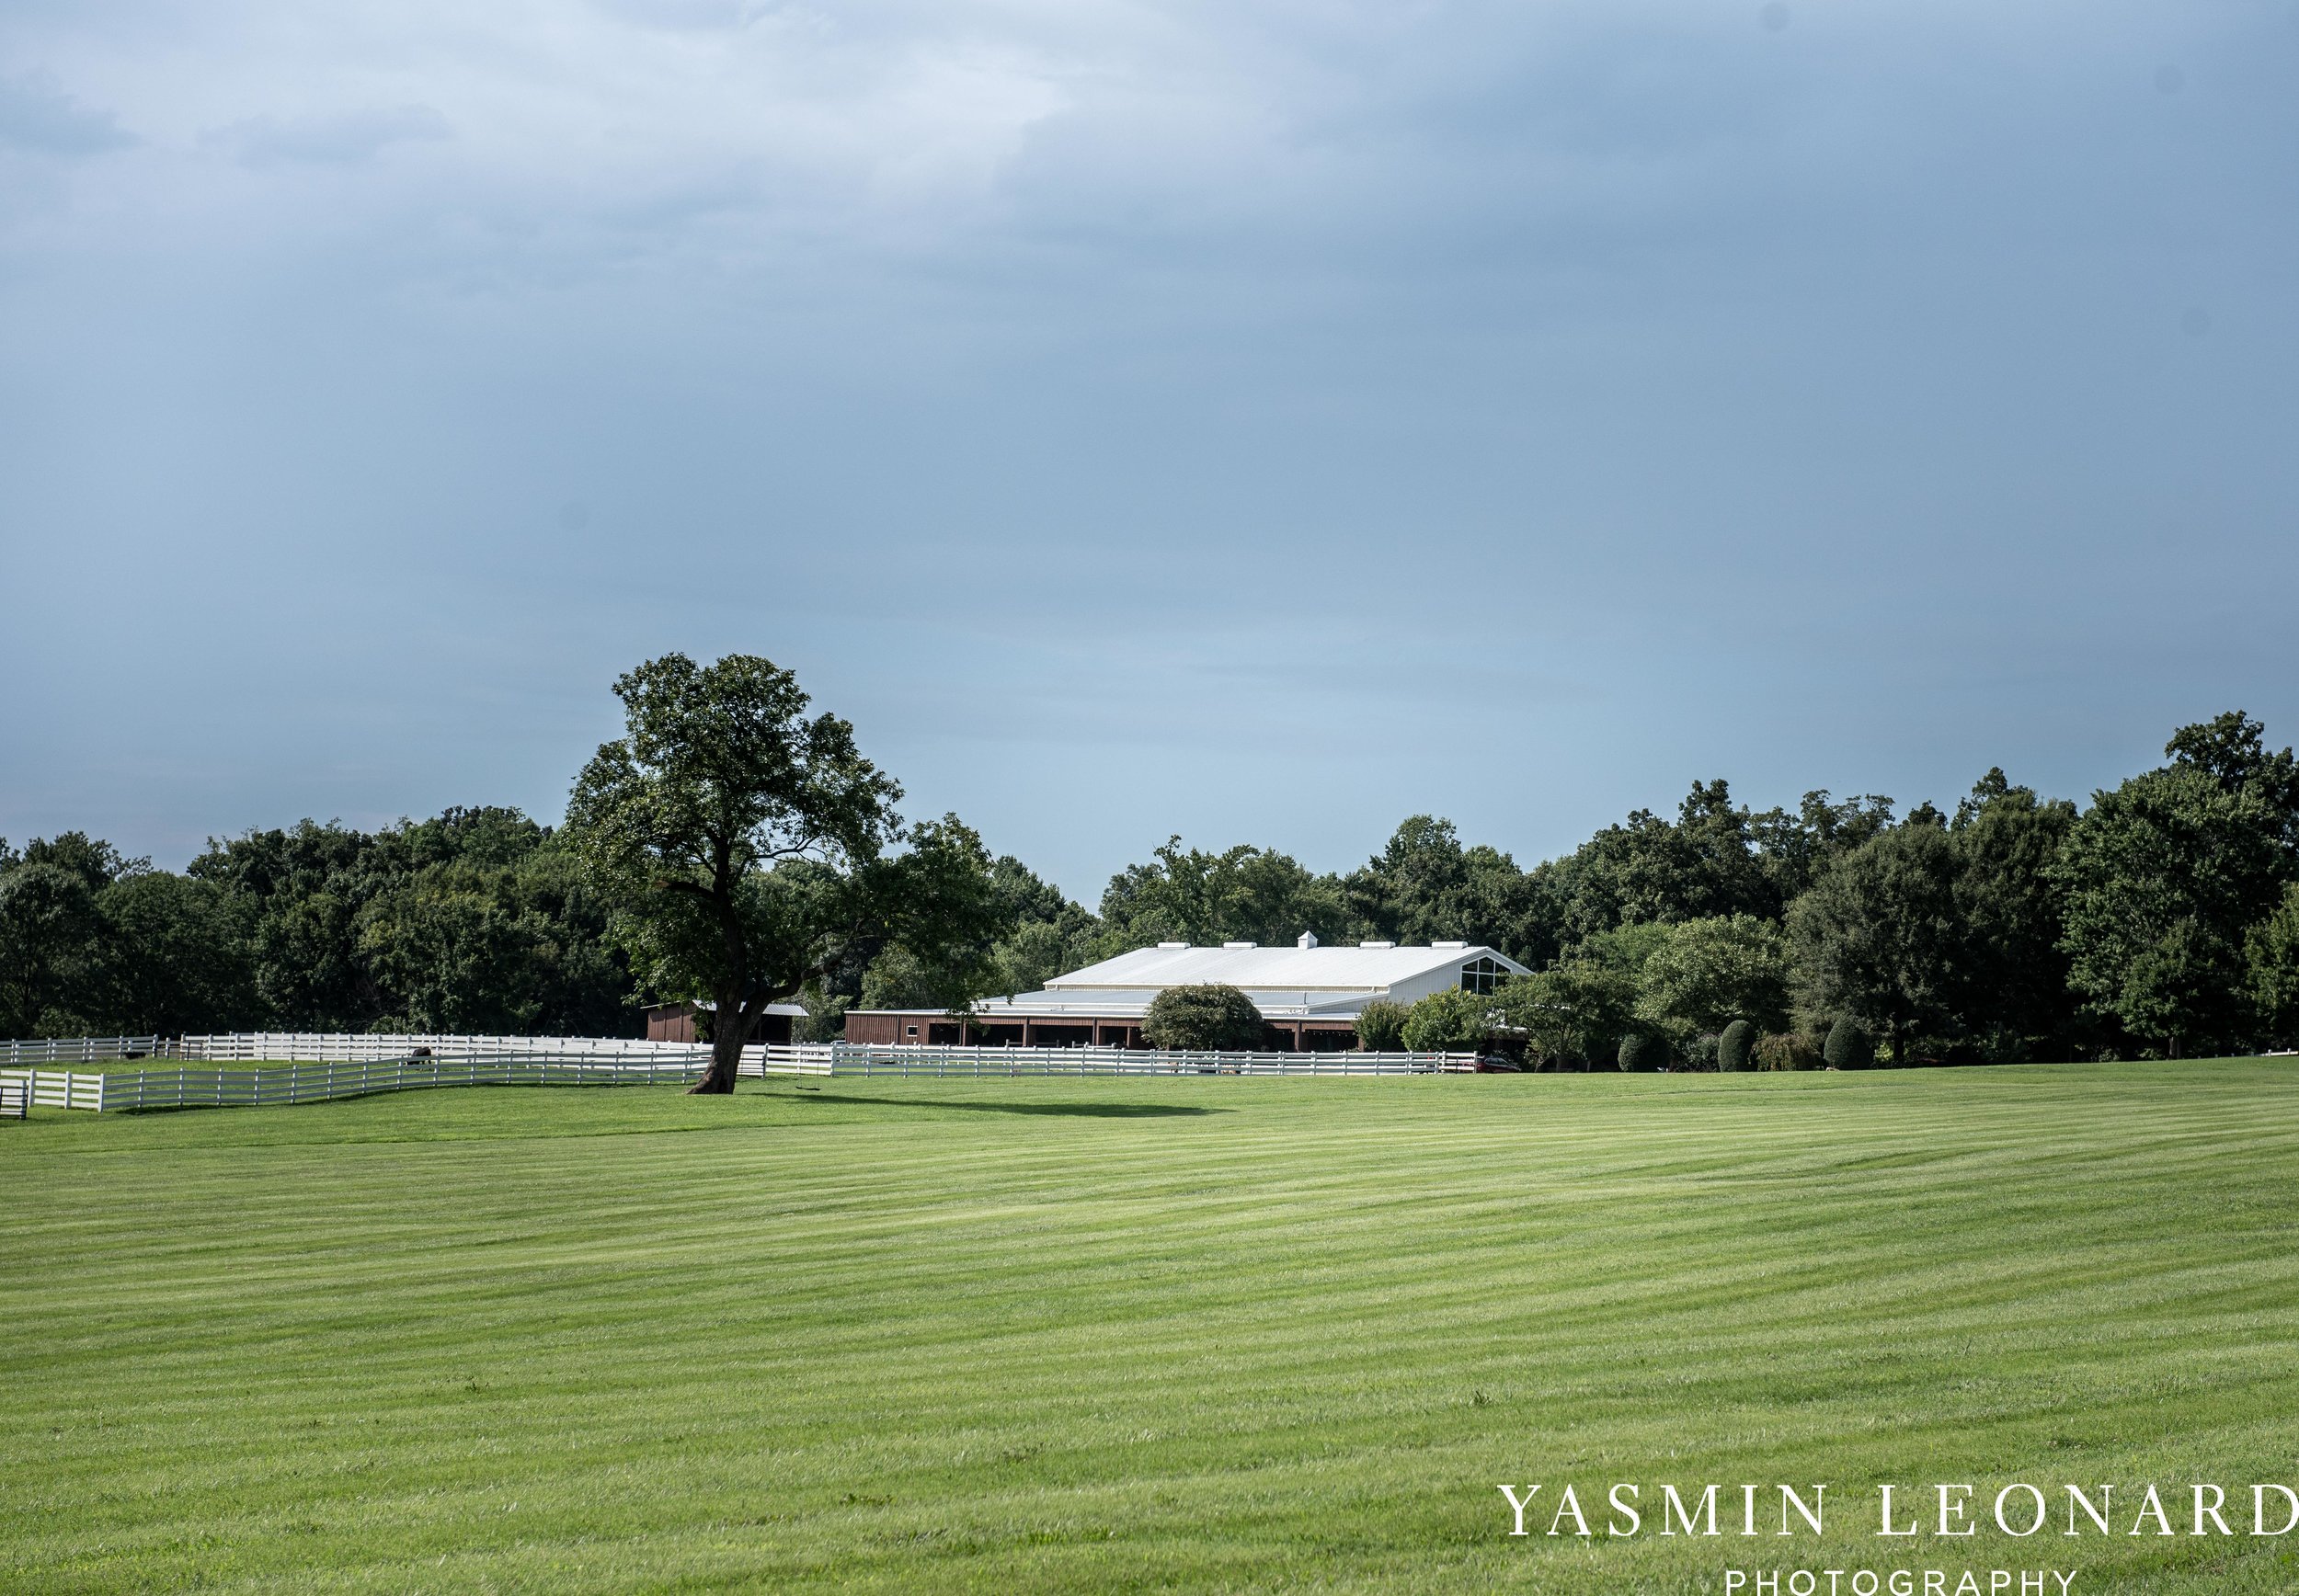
[1492,961,1637,1070]
[2247,884,2299,1051]
[847,855,1103,1019]
[1824,1017,1873,1069]
[97,872,259,1036]
[1617,1032,1668,1072]
[1945,770,2080,1063]
[1636,916,1790,1043]
[0,833,259,1037]
[1096,837,1346,957]
[1533,782,1894,952]
[15,707,2299,1075]
[1717,1019,1756,1072]
[1754,1030,1824,1071]
[187,810,635,1037]
[2053,718,2298,1058]
[1140,984,1265,1052]
[984,857,1103,991]
[1342,816,1555,967]
[566,653,1009,1090]
[1400,987,1494,1054]
[2164,710,2299,853]
[1789,819,1962,1066]
[0,857,109,1035]
[1353,998,1408,1052]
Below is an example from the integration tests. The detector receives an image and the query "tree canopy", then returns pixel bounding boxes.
[10,707,2299,1069]
[565,653,1010,1092]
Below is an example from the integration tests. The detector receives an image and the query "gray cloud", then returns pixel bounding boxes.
[0,72,135,155]
[2,0,2296,888]
[202,104,451,167]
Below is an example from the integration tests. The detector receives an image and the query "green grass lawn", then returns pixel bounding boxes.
[5,1063,2298,1593]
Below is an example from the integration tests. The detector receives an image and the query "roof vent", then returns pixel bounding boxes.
[1222,940,1256,950]
[1156,940,1190,950]
[1297,931,1319,949]
[1359,940,1395,950]
[1433,940,1467,950]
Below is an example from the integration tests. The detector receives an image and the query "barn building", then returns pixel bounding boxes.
[644,1001,808,1044]
[842,934,1529,1051]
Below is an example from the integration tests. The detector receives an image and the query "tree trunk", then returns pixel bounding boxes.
[692,1000,756,1095]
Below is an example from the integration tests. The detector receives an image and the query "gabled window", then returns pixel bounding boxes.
[1458,955,1506,995]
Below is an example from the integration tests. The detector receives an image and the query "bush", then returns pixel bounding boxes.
[1355,998,1409,1052]
[1716,1019,1756,1072]
[1141,984,1266,1051]
[1754,1031,1823,1071]
[1401,987,1494,1054]
[1824,1017,1873,1070]
[1617,1032,1668,1073]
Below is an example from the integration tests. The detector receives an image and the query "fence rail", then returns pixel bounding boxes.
[175,1032,715,1065]
[0,1069,108,1112]
[0,1036,169,1067]
[1,1057,702,1114]
[743,1043,1471,1077]
[0,1035,1479,1115]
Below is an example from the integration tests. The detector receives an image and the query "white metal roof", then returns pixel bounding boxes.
[1045,941,1524,993]
[872,940,1533,1023]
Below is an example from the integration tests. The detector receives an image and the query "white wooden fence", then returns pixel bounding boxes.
[748,1044,1471,1077]
[0,1036,169,1067]
[174,1032,713,1065]
[0,1036,1478,1115]
[0,1069,108,1112]
[1,1057,700,1114]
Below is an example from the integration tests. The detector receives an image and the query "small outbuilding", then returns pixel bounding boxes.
[843,933,1528,1050]
[645,1001,809,1045]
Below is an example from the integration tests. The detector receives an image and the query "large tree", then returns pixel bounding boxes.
[1096,836,1346,954]
[1788,816,1964,1065]
[566,653,1008,1092]
[2054,750,2289,1058]
[96,871,258,1036]
[1491,960,1638,1071]
[1533,781,1885,952]
[1342,815,1553,964]
[2247,884,2299,1052]
[1634,914,1792,1044]
[0,850,108,1036]
[1947,770,2079,1061]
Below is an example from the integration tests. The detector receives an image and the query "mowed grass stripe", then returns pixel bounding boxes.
[6,1062,2299,1592]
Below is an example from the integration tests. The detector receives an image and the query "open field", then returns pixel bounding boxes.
[5,1064,2299,1593]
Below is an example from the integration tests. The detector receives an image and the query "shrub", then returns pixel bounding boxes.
[1824,1017,1873,1070]
[1141,984,1266,1052]
[1617,1032,1668,1073]
[1716,1019,1756,1072]
[1754,1031,1823,1071]
[1355,998,1409,1052]
[1401,987,1494,1054]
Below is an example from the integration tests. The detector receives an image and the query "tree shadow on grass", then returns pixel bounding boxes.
[785,1092,1225,1119]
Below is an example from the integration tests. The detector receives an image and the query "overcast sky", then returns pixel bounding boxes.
[3,0,2295,901]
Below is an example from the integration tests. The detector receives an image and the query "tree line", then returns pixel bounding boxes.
[5,653,2296,1072]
